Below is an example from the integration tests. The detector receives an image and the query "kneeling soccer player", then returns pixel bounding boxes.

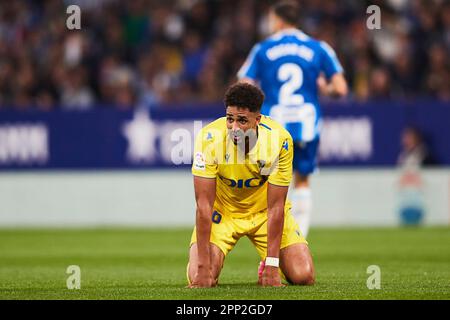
[187,82,315,288]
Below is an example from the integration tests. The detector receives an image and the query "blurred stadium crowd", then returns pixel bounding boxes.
[0,0,449,111]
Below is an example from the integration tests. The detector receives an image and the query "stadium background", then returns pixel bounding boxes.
[0,0,449,299]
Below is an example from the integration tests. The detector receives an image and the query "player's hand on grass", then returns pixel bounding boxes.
[189,267,216,288]
[260,265,285,287]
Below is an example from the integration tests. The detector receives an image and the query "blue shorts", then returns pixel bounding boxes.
[293,137,320,176]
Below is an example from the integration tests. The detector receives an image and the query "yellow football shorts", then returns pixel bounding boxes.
[189,207,307,259]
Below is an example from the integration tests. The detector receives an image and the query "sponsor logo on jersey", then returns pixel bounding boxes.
[219,175,268,188]
[193,152,206,170]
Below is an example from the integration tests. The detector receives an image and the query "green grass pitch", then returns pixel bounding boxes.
[0,227,449,300]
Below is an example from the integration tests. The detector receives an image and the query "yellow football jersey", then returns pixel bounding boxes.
[192,115,293,217]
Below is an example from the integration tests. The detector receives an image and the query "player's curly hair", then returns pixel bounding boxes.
[272,0,300,26]
[224,82,265,113]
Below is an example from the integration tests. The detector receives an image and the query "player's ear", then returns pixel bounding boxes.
[255,113,261,125]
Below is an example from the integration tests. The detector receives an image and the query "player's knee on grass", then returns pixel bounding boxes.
[286,265,315,286]
[280,243,315,285]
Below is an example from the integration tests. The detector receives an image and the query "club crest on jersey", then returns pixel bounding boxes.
[225,153,230,163]
[205,132,213,141]
[282,139,289,151]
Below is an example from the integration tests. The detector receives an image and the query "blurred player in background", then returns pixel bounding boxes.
[238,0,348,238]
[188,82,314,288]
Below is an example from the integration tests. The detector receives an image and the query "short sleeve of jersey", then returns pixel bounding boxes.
[268,135,293,186]
[319,41,344,79]
[191,129,218,179]
[237,44,262,80]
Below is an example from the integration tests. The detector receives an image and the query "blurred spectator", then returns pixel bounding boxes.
[0,0,449,110]
[424,43,450,100]
[390,49,418,99]
[36,89,56,111]
[397,126,435,169]
[60,66,95,110]
[180,31,207,91]
[369,67,393,100]
[396,125,433,226]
